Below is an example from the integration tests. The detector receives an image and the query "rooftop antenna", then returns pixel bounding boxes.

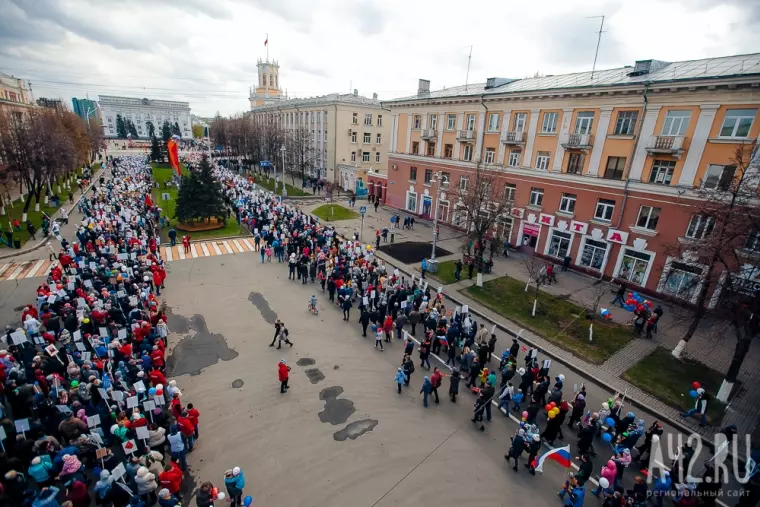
[349,80,352,93]
[465,45,473,91]
[588,15,606,80]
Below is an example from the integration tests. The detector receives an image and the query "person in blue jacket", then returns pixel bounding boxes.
[651,470,672,507]
[421,258,428,279]
[394,367,406,394]
[224,466,246,506]
[420,376,433,407]
[31,486,60,507]
[28,455,54,486]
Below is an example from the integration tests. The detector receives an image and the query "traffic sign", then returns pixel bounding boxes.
[359,206,367,214]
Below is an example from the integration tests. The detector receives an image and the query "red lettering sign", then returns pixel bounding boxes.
[609,232,623,243]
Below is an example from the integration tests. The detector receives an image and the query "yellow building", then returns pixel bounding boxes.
[249,59,283,108]
[0,72,34,116]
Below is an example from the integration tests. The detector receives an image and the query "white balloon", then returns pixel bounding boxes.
[651,434,660,443]
[216,493,226,501]
[599,478,610,489]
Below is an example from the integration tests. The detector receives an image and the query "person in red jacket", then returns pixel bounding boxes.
[171,394,183,419]
[186,403,200,439]
[159,461,183,496]
[278,359,291,393]
[150,346,165,370]
[176,413,195,452]
[149,368,166,387]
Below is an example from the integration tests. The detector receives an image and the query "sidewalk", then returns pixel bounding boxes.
[300,201,760,439]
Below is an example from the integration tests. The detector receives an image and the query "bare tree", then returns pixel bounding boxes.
[585,281,612,342]
[286,126,313,186]
[523,255,547,317]
[663,143,760,401]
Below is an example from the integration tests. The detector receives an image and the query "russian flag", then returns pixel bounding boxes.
[532,445,572,472]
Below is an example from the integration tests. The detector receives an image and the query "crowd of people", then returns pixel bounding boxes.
[198,154,727,507]
[0,155,251,507]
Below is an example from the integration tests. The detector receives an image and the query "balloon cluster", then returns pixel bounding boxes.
[689,381,701,398]
[622,292,654,313]
[544,401,560,419]
[599,308,612,320]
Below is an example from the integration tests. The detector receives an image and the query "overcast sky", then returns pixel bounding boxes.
[1,0,758,117]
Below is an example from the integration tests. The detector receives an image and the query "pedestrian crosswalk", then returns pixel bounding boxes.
[0,259,57,282]
[160,238,258,262]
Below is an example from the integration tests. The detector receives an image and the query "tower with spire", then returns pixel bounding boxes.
[249,58,283,109]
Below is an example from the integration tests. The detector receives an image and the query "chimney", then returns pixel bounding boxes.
[372,92,378,100]
[417,79,430,96]
[353,89,358,97]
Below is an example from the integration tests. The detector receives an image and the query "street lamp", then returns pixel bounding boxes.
[85,107,93,126]
[279,145,287,197]
[429,171,449,271]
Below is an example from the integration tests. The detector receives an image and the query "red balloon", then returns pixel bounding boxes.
[550,402,557,408]
[156,389,163,396]
[545,404,553,412]
[692,381,700,390]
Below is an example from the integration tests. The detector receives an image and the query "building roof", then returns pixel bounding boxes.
[251,92,382,112]
[388,52,760,103]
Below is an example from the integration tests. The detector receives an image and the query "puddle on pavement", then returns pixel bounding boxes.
[232,379,244,388]
[333,365,339,370]
[318,386,355,425]
[296,358,315,366]
[248,292,278,324]
[305,368,325,384]
[166,313,238,376]
[333,419,379,441]
[166,307,192,334]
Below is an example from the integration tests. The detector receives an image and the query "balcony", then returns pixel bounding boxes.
[561,133,593,150]
[457,129,476,141]
[645,135,685,155]
[501,131,526,145]
[421,129,437,140]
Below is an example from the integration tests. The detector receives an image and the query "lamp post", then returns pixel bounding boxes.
[429,171,449,273]
[280,145,287,197]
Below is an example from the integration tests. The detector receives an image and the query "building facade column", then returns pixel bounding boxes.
[405,113,412,153]
[586,106,614,176]
[497,109,512,165]
[391,114,399,153]
[552,108,575,172]
[435,111,444,157]
[454,113,464,159]
[628,105,662,181]
[523,109,541,169]
[475,111,486,161]
[677,104,720,186]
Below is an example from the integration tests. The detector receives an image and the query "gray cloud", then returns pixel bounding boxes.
[289,57,331,80]
[351,1,389,36]
[535,13,627,69]
[0,1,65,45]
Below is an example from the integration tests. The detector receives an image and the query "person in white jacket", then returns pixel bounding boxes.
[135,466,158,503]
[148,424,166,449]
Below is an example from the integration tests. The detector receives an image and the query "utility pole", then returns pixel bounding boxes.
[588,15,606,80]
[465,45,473,91]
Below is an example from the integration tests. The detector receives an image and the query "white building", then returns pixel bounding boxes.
[98,95,192,139]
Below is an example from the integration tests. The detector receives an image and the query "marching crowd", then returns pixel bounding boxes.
[201,154,726,507]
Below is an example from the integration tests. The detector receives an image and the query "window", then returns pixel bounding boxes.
[720,109,756,138]
[463,144,473,161]
[487,113,500,131]
[438,200,450,222]
[649,160,676,185]
[566,153,585,174]
[376,133,381,144]
[412,141,419,154]
[446,114,456,130]
[662,261,702,300]
[541,112,558,133]
[604,156,626,180]
[614,111,638,135]
[363,132,371,143]
[377,115,382,126]
[429,114,437,130]
[529,187,544,207]
[580,239,608,270]
[536,151,550,170]
[444,144,453,158]
[685,214,714,240]
[409,166,417,181]
[594,199,615,221]
[351,151,356,162]
[413,115,421,129]
[364,113,373,126]
[504,183,516,202]
[575,111,594,134]
[559,193,577,214]
[484,148,495,164]
[424,169,433,184]
[375,152,381,162]
[427,142,436,156]
[636,205,661,230]
[459,176,469,191]
[702,164,736,190]
[352,113,358,125]
[661,110,690,136]
[618,249,653,286]
[548,231,572,259]
[406,191,417,212]
[351,131,357,143]
[466,114,476,131]
[508,151,521,167]
[513,112,527,132]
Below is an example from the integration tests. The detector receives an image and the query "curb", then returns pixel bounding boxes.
[0,167,105,261]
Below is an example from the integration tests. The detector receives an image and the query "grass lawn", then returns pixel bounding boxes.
[465,276,632,364]
[253,175,309,196]
[151,164,246,241]
[312,204,360,221]
[428,260,460,285]
[623,347,727,425]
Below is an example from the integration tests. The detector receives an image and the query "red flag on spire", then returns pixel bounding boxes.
[264,37,268,46]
